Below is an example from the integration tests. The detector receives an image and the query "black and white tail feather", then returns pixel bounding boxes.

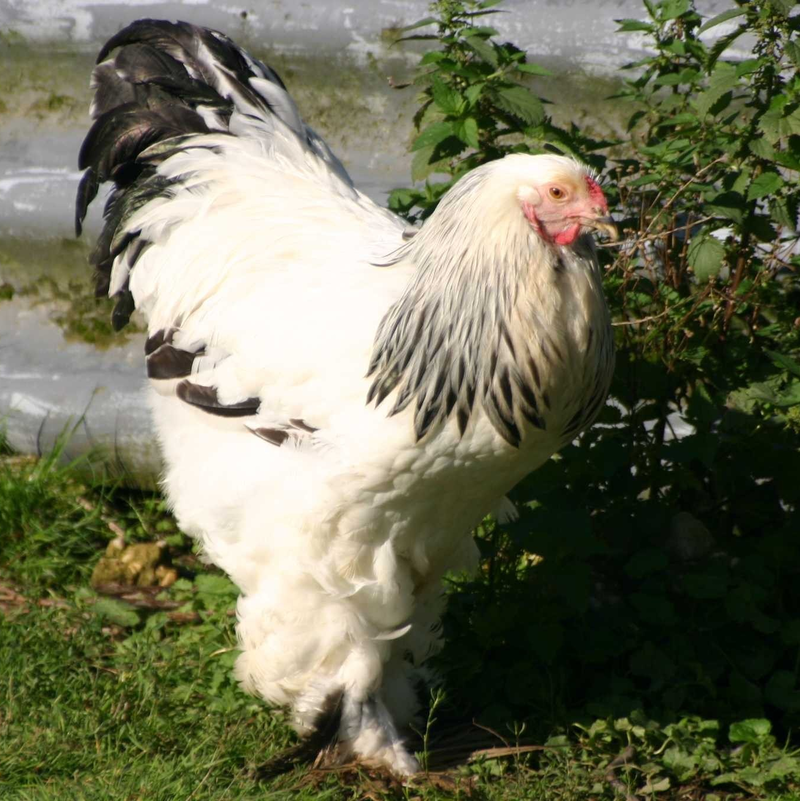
[76,19,353,331]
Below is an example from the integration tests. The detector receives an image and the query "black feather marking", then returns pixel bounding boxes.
[251,427,290,446]
[429,366,447,408]
[528,355,542,390]
[144,327,174,354]
[389,382,413,416]
[486,391,521,447]
[515,374,540,416]
[498,368,514,410]
[289,418,318,433]
[465,380,476,412]
[587,325,594,351]
[176,381,259,417]
[112,289,136,331]
[444,387,458,417]
[415,399,441,440]
[499,321,516,359]
[521,406,546,430]
[457,405,469,436]
[146,344,201,379]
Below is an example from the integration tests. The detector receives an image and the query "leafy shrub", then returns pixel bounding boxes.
[391,0,800,734]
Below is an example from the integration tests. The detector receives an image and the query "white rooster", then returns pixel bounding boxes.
[76,20,616,776]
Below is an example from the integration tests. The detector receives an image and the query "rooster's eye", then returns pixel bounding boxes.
[549,186,567,201]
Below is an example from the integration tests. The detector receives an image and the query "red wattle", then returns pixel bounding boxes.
[553,224,581,246]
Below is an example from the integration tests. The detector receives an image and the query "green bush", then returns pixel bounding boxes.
[390,0,800,734]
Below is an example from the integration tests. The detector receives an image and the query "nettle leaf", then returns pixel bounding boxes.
[705,191,746,224]
[758,104,800,144]
[516,62,553,76]
[410,146,451,182]
[431,76,463,115]
[771,196,798,229]
[768,0,796,17]
[420,51,447,65]
[661,0,691,20]
[616,18,655,32]
[707,24,748,70]
[694,62,738,117]
[397,16,436,33]
[454,116,480,149]
[465,35,498,66]
[747,171,785,200]
[748,138,775,160]
[465,82,485,106]
[491,85,544,125]
[747,215,777,243]
[785,40,800,68]
[688,230,725,281]
[411,120,456,151]
[698,7,746,33]
[765,350,800,378]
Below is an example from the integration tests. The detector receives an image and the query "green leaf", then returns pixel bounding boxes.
[454,116,480,149]
[747,171,784,200]
[765,350,800,378]
[785,40,800,68]
[430,76,463,115]
[465,35,498,67]
[761,103,800,144]
[195,573,236,597]
[729,719,772,744]
[516,62,553,76]
[491,85,544,125]
[411,146,448,182]
[615,18,655,32]
[397,16,436,33]
[694,62,738,117]
[707,24,748,70]
[464,83,485,106]
[698,7,746,33]
[661,0,691,20]
[705,191,746,224]
[771,196,798,229]
[93,597,141,628]
[411,121,456,151]
[748,138,775,160]
[767,0,796,17]
[419,51,447,65]
[688,230,725,281]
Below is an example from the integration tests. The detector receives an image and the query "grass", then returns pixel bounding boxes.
[2,437,800,800]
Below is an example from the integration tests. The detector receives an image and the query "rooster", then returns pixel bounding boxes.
[76,20,615,776]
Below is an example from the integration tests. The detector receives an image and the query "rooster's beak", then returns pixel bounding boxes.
[583,215,618,241]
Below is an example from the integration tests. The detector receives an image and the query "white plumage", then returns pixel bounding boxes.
[76,20,615,775]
